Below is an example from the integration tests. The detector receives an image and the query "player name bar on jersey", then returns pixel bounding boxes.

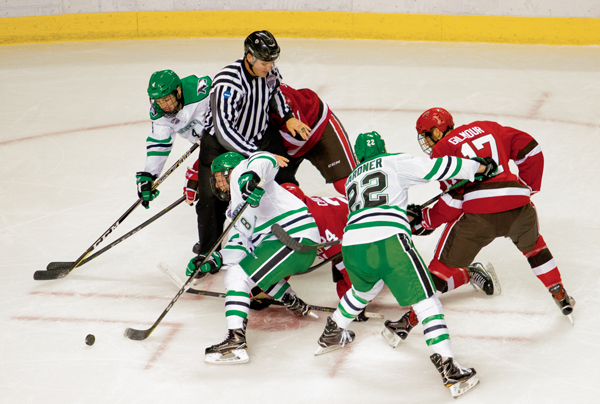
[447,126,485,145]
[347,157,383,183]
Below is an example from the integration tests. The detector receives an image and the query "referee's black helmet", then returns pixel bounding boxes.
[244,30,280,62]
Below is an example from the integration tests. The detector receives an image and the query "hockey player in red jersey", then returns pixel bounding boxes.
[279,183,372,320]
[270,84,357,195]
[384,108,575,344]
[280,184,345,281]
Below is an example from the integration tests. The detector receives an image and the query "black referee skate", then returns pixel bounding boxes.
[467,262,501,295]
[382,309,419,347]
[205,319,249,365]
[549,283,576,324]
[315,316,355,355]
[282,293,315,317]
[430,353,479,398]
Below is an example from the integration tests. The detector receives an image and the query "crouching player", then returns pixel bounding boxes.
[186,151,320,364]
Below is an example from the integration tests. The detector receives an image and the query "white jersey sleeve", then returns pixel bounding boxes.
[219,152,320,266]
[343,152,479,246]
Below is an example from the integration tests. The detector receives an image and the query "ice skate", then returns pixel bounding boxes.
[549,283,576,324]
[382,309,418,347]
[315,316,355,355]
[467,262,501,295]
[355,308,369,322]
[282,293,317,318]
[205,320,249,364]
[430,353,479,398]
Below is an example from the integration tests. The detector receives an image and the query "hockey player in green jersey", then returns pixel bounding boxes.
[314,131,497,398]
[186,151,321,365]
[136,69,211,208]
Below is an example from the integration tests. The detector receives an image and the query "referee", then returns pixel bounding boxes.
[193,30,311,255]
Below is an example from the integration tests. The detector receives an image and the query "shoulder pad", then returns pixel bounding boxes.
[181,75,212,105]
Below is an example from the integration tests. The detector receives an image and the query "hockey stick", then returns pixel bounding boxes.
[34,141,199,281]
[124,180,264,341]
[46,196,186,271]
[271,224,341,253]
[418,179,469,209]
[156,262,384,318]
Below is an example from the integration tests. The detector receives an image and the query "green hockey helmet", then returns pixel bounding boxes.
[211,152,245,174]
[354,131,387,162]
[210,152,245,201]
[147,70,181,100]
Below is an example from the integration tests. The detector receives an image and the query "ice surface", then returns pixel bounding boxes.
[1,37,599,403]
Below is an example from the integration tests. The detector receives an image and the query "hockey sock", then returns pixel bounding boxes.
[413,296,453,359]
[523,235,562,287]
[264,279,292,301]
[428,259,470,292]
[225,290,250,329]
[333,282,383,328]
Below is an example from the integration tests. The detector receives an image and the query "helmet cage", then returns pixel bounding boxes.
[415,108,454,155]
[210,170,232,201]
[210,151,245,200]
[147,70,182,118]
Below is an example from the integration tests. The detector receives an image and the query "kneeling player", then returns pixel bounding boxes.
[187,151,321,364]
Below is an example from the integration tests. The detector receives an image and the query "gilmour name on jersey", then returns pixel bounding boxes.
[447,126,485,145]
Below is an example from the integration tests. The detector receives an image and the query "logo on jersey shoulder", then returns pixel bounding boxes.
[171,118,180,124]
[197,79,208,95]
[266,75,276,89]
[224,90,232,99]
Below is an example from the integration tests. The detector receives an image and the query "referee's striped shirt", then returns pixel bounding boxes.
[203,58,293,156]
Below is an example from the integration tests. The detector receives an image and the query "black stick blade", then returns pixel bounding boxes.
[46,262,75,271]
[33,268,70,280]
[124,327,152,341]
[271,224,307,252]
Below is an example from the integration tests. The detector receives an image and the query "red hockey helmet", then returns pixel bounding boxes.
[280,183,307,203]
[415,108,454,155]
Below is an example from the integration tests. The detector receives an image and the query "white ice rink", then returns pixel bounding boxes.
[1,37,599,403]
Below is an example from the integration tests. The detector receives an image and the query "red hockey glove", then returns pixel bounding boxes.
[183,161,199,205]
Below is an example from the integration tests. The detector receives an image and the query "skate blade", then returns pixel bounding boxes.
[205,349,249,365]
[381,327,401,348]
[485,262,502,295]
[314,344,345,356]
[449,375,480,398]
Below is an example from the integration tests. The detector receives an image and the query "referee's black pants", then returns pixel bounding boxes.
[194,127,297,255]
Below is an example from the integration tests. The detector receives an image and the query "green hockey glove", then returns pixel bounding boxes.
[239,171,265,207]
[136,171,160,208]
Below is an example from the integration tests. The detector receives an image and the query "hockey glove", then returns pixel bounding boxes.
[406,204,423,226]
[239,171,265,207]
[183,163,199,205]
[186,252,222,277]
[136,171,159,208]
[472,157,498,182]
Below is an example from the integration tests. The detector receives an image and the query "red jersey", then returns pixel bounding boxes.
[305,196,348,260]
[270,83,331,157]
[426,121,544,227]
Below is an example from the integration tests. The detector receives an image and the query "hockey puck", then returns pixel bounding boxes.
[85,334,95,346]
